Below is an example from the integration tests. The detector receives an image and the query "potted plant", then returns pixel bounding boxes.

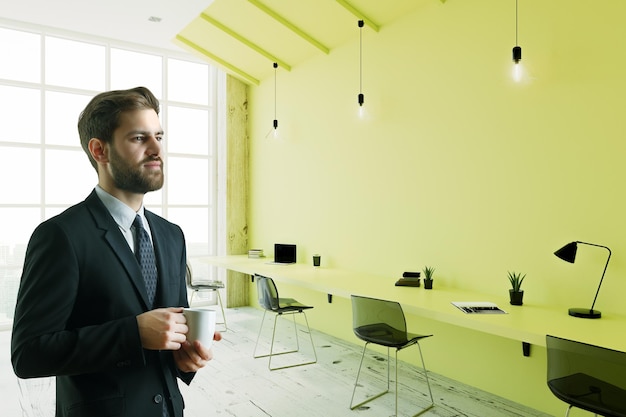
[423,266,435,289]
[508,271,526,305]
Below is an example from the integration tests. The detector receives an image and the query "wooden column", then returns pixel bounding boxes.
[225,75,249,307]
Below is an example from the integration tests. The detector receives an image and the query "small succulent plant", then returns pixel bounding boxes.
[508,271,526,292]
[423,266,435,280]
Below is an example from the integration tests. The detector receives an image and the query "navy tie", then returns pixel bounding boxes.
[133,215,158,308]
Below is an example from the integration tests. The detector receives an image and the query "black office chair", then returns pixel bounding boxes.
[350,295,434,417]
[253,274,317,370]
[185,262,227,331]
[546,335,626,417]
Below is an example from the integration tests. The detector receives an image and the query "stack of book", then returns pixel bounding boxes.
[248,249,264,258]
[395,271,421,287]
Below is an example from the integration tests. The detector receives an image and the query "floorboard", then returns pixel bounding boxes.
[1,307,552,417]
[179,307,551,417]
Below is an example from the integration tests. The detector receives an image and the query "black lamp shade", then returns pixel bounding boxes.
[512,45,522,63]
[554,242,578,263]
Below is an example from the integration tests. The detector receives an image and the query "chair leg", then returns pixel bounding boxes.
[563,405,596,417]
[350,342,390,410]
[267,311,317,370]
[301,311,317,363]
[415,341,434,407]
[564,405,578,417]
[267,313,285,370]
[289,313,300,353]
[253,309,269,359]
[254,312,298,360]
[401,341,434,417]
[215,289,227,332]
[351,342,434,416]
[253,311,317,371]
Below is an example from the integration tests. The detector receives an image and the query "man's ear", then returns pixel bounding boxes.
[88,138,109,164]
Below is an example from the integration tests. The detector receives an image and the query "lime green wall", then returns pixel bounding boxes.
[245,1,626,415]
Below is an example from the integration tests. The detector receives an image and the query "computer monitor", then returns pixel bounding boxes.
[274,244,296,264]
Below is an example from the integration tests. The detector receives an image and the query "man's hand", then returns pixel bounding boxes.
[173,332,222,372]
[136,307,188,350]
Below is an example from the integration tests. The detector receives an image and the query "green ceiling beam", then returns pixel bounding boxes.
[335,0,380,32]
[175,34,260,86]
[247,0,330,54]
[200,13,291,71]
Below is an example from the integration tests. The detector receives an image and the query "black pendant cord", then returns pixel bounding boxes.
[273,62,278,128]
[515,0,519,46]
[359,21,363,96]
[358,20,364,106]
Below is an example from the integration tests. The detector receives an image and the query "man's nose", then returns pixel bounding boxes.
[146,136,162,155]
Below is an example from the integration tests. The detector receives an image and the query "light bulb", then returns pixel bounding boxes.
[513,63,523,82]
[265,119,279,139]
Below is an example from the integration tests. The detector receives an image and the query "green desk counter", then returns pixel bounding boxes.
[200,255,626,353]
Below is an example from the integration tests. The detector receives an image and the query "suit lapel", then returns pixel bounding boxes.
[85,191,152,310]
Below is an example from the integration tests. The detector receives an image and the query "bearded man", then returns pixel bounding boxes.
[11,87,221,417]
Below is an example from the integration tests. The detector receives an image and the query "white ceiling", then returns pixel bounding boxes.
[0,0,212,51]
[176,0,439,84]
[0,0,444,84]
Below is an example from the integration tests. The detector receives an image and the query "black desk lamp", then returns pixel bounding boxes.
[554,241,611,319]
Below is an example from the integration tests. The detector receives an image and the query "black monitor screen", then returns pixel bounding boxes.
[274,244,296,264]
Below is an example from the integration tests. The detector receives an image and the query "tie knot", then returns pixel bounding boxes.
[133,214,144,230]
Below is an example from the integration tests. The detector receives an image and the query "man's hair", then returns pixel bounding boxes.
[78,86,160,170]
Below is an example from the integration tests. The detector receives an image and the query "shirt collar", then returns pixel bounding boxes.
[94,185,144,232]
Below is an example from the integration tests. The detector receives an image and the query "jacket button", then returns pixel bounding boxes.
[153,394,163,404]
[116,360,131,368]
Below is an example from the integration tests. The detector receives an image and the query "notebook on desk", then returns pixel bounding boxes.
[266,243,296,265]
[452,301,507,314]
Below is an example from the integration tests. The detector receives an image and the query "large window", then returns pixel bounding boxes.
[0,25,223,327]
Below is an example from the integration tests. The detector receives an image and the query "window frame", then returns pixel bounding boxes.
[0,22,223,329]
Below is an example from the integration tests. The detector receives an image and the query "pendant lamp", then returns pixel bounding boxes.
[512,0,522,82]
[266,62,281,139]
[357,20,365,118]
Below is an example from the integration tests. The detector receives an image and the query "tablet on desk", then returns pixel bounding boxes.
[452,301,507,314]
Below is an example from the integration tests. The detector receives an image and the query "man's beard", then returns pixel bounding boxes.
[109,146,164,194]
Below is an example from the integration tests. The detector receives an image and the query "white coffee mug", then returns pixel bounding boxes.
[183,308,216,349]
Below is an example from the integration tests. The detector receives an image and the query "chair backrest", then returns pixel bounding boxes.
[254,275,280,310]
[547,335,626,386]
[256,274,280,311]
[351,295,407,336]
[546,335,626,415]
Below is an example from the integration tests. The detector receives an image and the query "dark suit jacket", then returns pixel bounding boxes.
[11,190,194,417]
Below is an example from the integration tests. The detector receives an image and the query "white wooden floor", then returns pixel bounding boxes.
[180,307,550,417]
[1,307,552,417]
